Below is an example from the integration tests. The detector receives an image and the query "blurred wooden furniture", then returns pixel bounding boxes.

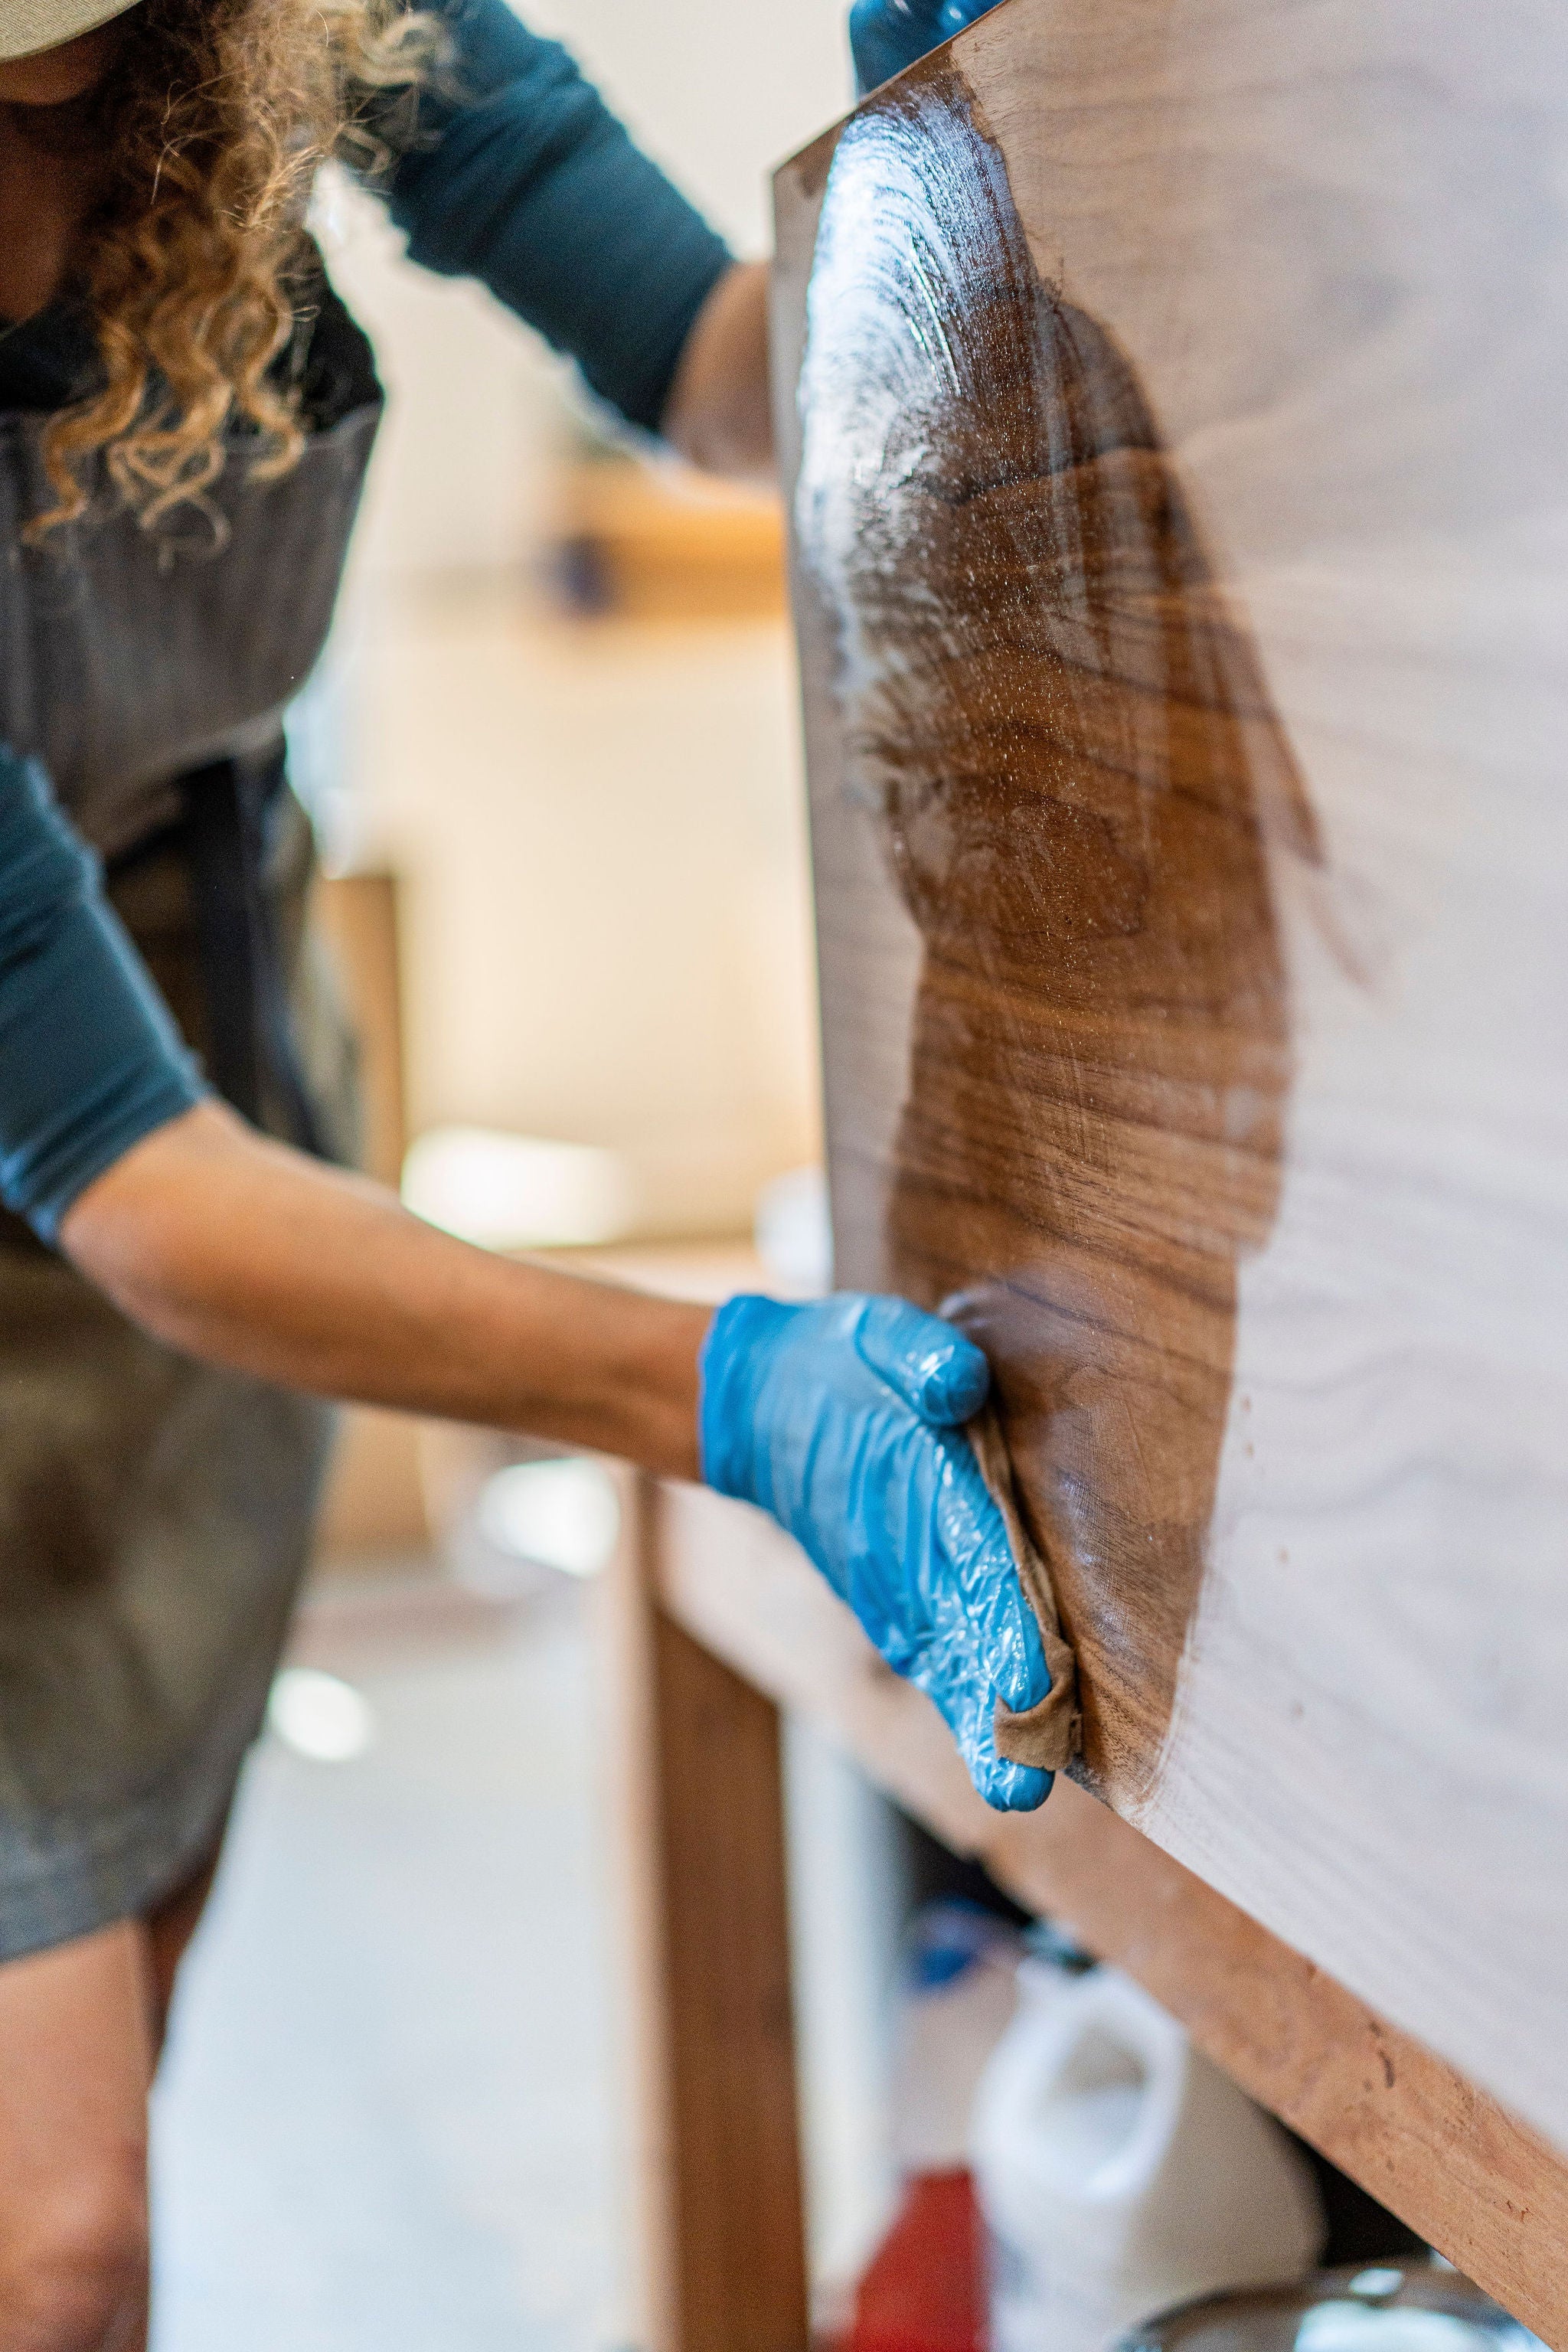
[603,0,1568,2337]
[546,458,786,622]
[310,869,430,1566]
[312,868,407,1189]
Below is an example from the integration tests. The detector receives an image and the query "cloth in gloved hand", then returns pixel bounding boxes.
[699,1292,1054,1811]
[848,0,1004,98]
[966,1403,1080,1772]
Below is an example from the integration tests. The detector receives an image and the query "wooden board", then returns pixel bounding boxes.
[312,869,407,1191]
[651,1481,1568,2348]
[773,0,1568,2164]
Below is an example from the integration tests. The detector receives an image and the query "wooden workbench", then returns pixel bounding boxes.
[577,1248,1567,2352]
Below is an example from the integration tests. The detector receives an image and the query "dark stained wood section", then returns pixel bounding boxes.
[601,1471,810,2352]
[649,1478,1568,2350]
[784,65,1317,1805]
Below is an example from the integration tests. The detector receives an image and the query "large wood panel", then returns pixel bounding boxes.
[773,0,1568,2161]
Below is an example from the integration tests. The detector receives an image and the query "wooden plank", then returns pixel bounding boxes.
[652,1481,1568,2348]
[311,871,420,1560]
[311,1402,428,1563]
[773,0,1568,2166]
[598,1471,810,2352]
[312,868,407,1190]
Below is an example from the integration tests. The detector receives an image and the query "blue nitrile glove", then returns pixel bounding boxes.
[701,1294,1053,1812]
[848,0,1004,97]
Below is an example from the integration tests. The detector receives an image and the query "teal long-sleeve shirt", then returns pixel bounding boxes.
[0,750,206,1238]
[0,1,733,1239]
[384,0,732,433]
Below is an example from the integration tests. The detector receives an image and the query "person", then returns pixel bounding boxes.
[0,0,1008,2341]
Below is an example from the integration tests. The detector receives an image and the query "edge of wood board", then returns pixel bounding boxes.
[649,1481,1568,2349]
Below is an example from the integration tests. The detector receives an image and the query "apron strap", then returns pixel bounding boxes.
[178,746,328,1160]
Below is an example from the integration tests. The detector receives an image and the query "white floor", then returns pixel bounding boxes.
[149,1575,631,2352]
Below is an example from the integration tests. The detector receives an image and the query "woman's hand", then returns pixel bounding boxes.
[63,1108,1054,1811]
[661,260,773,480]
[661,3,1009,473]
[848,0,1003,96]
[701,1292,1054,1813]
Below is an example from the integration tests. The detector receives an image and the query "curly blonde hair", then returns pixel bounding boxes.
[29,0,443,537]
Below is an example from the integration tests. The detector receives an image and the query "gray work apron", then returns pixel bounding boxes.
[0,388,381,1962]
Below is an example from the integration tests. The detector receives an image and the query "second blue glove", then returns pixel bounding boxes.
[700,1292,1053,1812]
[848,0,1004,98]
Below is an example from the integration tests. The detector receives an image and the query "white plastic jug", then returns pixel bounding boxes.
[892,1902,1024,2174]
[971,1962,1324,2352]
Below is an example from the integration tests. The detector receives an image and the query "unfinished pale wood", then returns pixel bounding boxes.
[774,0,1568,2167]
[652,1481,1568,2349]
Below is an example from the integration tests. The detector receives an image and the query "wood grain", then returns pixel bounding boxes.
[599,1471,810,2352]
[786,63,1319,1805]
[651,1481,1568,2350]
[774,0,1568,2158]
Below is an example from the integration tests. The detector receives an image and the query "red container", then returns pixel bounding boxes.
[830,2168,988,2352]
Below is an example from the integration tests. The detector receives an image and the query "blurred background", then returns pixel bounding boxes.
[301,0,838,1238]
[149,5,910,2347]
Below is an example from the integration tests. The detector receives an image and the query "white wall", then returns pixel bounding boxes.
[318,0,848,585]
[346,599,824,1211]
[299,0,841,1210]
[313,169,565,590]
[522,0,848,256]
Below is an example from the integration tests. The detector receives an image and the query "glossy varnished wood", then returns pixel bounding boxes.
[774,0,1568,2164]
[785,67,1318,1804]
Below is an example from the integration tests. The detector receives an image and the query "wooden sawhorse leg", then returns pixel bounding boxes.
[602,1471,812,2352]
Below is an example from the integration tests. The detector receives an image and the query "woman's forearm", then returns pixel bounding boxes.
[58,1102,710,1480]
[661,260,774,479]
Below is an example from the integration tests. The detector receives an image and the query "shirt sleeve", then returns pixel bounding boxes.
[377,0,733,433]
[0,746,206,1242]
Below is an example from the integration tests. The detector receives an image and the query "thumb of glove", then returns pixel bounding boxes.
[851,1296,991,1425]
[849,0,949,96]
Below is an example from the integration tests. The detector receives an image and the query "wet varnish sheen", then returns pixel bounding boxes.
[791,67,1315,1802]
